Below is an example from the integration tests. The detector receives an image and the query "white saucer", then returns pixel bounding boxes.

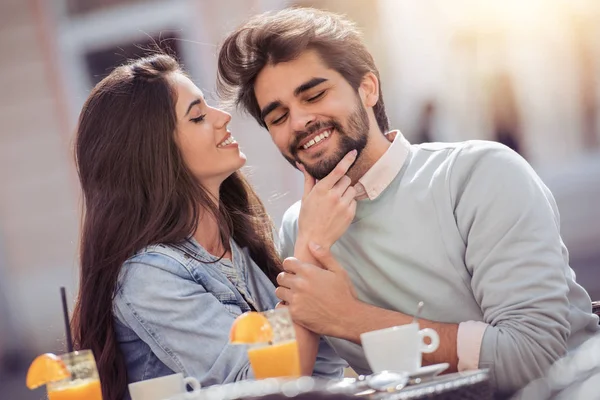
[409,363,449,379]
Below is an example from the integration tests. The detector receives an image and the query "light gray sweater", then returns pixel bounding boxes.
[279,140,599,395]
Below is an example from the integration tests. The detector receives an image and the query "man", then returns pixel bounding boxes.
[216,7,599,396]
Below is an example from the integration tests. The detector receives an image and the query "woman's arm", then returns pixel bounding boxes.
[114,256,256,385]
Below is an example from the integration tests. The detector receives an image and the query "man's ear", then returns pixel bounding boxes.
[358,72,380,108]
[384,130,397,142]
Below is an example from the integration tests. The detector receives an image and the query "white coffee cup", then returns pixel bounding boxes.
[128,373,201,400]
[360,323,440,373]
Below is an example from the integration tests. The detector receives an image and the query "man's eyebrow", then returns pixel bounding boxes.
[260,78,328,121]
[294,77,328,96]
[184,98,202,117]
[260,100,282,121]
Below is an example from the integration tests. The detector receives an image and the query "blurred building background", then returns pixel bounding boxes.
[1,0,599,398]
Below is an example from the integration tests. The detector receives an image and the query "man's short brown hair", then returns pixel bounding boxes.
[217,7,389,133]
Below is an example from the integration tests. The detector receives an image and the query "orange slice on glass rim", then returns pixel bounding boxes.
[26,353,71,389]
[229,311,273,344]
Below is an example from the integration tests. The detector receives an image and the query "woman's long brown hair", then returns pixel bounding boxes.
[71,54,281,400]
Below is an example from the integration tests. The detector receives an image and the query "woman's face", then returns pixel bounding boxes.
[172,72,246,191]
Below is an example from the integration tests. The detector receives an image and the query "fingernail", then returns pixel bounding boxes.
[309,241,322,251]
[296,162,302,169]
[351,149,358,157]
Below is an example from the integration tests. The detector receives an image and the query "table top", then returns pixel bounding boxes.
[378,370,491,400]
[166,369,491,400]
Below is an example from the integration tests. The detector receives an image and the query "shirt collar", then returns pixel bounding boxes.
[354,130,411,201]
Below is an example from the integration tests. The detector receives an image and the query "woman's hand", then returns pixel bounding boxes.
[276,301,319,376]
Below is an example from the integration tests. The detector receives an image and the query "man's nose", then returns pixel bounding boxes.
[289,108,316,132]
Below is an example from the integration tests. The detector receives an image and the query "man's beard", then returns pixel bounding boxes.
[284,98,370,180]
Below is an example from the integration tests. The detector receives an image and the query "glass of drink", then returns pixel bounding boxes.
[247,308,301,379]
[46,350,103,400]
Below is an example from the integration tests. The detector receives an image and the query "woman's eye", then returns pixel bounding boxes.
[190,114,206,123]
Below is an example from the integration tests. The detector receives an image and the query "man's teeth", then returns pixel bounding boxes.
[217,136,236,148]
[302,130,332,150]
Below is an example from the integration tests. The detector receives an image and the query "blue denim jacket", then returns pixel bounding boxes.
[113,238,345,395]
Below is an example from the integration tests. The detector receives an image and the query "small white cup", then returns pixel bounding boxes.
[360,323,440,373]
[128,373,201,400]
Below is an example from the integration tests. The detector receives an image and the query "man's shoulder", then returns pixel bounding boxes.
[410,140,523,185]
[416,139,513,158]
[416,139,526,174]
[456,139,518,157]
[413,140,463,153]
[450,140,531,178]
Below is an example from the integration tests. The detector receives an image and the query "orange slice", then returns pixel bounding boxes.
[230,311,273,344]
[26,353,71,389]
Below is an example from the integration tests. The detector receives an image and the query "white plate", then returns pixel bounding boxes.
[409,363,449,379]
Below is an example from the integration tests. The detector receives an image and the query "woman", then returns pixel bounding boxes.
[71,54,351,400]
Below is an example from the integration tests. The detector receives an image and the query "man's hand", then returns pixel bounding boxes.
[296,150,358,250]
[278,243,459,372]
[276,242,358,336]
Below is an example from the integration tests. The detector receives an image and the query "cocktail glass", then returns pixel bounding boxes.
[247,308,301,379]
[46,350,103,400]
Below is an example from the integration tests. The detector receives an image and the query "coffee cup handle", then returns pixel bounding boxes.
[419,328,440,354]
[183,376,201,391]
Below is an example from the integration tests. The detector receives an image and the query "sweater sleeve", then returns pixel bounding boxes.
[278,201,301,260]
[450,142,570,395]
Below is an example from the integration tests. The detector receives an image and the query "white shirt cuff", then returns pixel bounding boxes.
[457,320,489,371]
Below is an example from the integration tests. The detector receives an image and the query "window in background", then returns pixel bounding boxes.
[84,32,182,85]
[65,0,161,16]
[52,0,204,124]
